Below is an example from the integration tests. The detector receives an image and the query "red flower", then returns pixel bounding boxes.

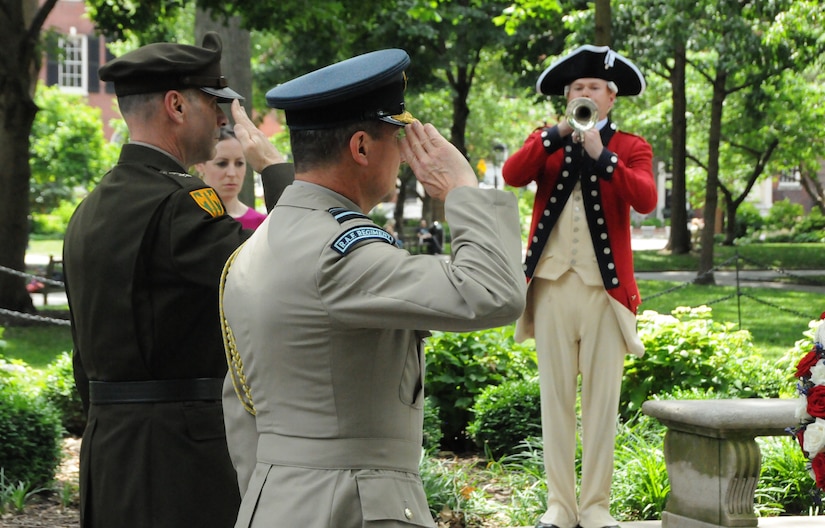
[797,350,821,379]
[809,386,825,419]
[796,428,806,453]
[812,451,825,490]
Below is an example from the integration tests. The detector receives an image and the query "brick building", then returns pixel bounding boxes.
[39,0,119,139]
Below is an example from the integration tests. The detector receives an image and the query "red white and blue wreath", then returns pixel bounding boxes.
[791,312,825,495]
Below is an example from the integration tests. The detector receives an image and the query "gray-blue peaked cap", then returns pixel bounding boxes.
[265,49,415,130]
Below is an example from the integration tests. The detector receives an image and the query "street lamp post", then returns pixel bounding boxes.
[492,142,507,190]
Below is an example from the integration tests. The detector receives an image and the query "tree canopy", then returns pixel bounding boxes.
[2,0,825,312]
[29,85,117,214]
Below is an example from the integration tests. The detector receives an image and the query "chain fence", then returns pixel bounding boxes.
[0,251,823,330]
[642,251,825,322]
[0,263,71,327]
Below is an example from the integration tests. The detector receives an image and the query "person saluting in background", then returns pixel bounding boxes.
[196,126,267,230]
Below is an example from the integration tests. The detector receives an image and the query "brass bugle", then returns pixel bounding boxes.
[566,97,599,134]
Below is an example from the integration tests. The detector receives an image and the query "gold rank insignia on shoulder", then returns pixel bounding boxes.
[189,188,226,217]
[159,170,192,178]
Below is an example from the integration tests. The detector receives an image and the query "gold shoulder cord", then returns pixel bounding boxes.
[219,243,256,415]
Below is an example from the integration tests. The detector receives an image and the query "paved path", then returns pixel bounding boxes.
[630,234,825,293]
[636,269,825,294]
[511,519,823,528]
[21,233,825,308]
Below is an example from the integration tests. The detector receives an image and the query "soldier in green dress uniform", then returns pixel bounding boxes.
[63,33,292,528]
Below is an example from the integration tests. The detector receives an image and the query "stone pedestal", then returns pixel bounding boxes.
[641,399,798,528]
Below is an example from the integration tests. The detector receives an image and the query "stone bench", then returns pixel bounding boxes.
[641,398,798,528]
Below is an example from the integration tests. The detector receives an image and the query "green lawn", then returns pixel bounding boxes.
[1,324,73,369]
[27,237,64,258]
[633,243,825,272]
[4,239,823,369]
[633,243,825,360]
[6,235,70,368]
[638,280,819,360]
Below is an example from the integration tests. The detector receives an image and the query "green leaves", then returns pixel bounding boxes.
[29,86,115,214]
[425,325,536,451]
[622,306,786,420]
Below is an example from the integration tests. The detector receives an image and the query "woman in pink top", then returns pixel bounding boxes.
[196,127,268,230]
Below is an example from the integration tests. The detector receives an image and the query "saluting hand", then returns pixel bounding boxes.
[230,100,286,173]
[400,121,478,202]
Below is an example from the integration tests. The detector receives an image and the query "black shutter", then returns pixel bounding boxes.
[104,46,116,94]
[46,48,58,86]
[87,36,100,93]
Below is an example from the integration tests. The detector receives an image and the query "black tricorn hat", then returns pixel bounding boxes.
[99,32,243,102]
[265,49,415,130]
[536,45,645,97]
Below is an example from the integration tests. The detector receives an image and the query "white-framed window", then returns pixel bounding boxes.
[778,167,802,190]
[57,33,88,94]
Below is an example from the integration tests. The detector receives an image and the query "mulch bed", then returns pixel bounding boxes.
[1,437,80,528]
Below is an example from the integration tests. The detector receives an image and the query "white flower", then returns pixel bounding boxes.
[810,359,825,386]
[803,418,825,457]
[797,395,813,422]
[814,320,825,347]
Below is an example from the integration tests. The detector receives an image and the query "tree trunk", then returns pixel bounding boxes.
[696,71,727,285]
[800,166,825,216]
[440,62,474,224]
[0,0,54,314]
[0,111,38,315]
[594,0,611,46]
[720,138,778,245]
[195,9,256,208]
[667,44,692,254]
[449,65,471,159]
[723,192,737,246]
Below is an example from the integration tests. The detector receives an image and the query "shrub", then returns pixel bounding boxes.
[788,231,825,243]
[0,358,41,398]
[423,396,443,453]
[0,384,63,488]
[419,456,472,522]
[425,325,537,451]
[40,352,86,436]
[610,413,669,521]
[622,307,785,421]
[489,437,550,526]
[795,208,825,233]
[467,378,542,458]
[757,435,821,516]
[640,216,663,228]
[735,202,764,239]
[765,198,804,231]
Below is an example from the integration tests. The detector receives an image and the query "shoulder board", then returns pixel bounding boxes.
[188,187,226,218]
[159,170,193,179]
[328,207,371,224]
[331,225,396,255]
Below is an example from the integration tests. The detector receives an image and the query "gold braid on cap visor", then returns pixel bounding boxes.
[388,111,415,124]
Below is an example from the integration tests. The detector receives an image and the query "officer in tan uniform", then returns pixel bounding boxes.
[220,49,527,528]
[63,33,292,528]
